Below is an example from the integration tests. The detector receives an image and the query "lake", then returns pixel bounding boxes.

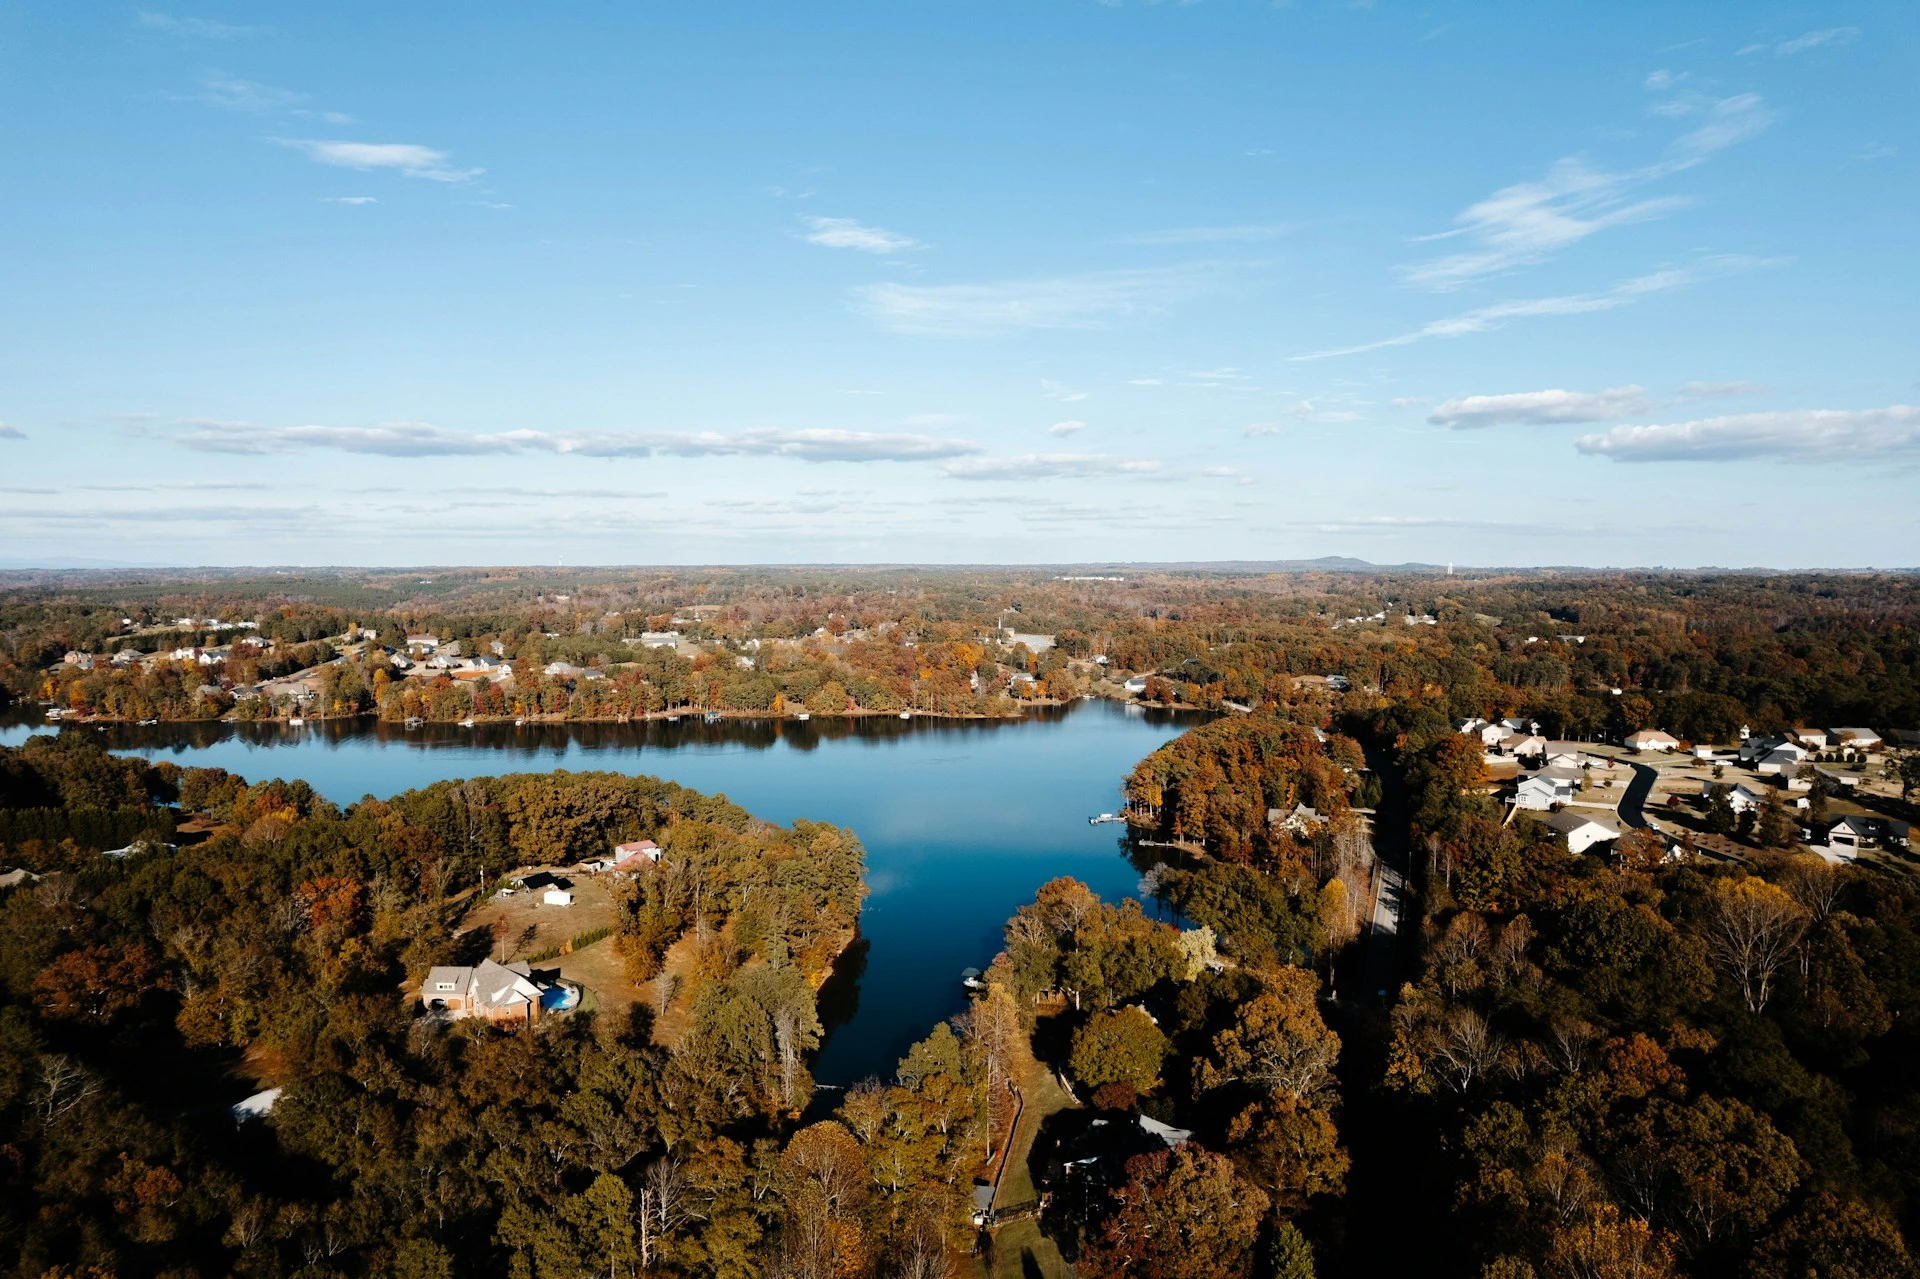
[0,701,1196,1083]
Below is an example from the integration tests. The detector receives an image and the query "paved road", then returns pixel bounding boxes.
[1362,834,1406,1002]
[1616,759,1659,829]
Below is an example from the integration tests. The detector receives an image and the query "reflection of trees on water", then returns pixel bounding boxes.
[10,699,1195,759]
[812,930,869,1039]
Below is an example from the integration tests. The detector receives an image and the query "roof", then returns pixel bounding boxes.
[1626,729,1679,743]
[1542,810,1617,838]
[1831,727,1881,742]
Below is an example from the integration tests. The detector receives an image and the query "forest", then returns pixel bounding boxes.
[4,565,1920,1278]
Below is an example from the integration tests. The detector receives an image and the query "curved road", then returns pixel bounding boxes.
[1616,759,1659,829]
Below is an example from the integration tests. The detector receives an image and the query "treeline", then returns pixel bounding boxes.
[15,568,1920,738]
[0,733,1028,1279]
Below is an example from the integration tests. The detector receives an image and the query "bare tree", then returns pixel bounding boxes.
[636,1156,695,1273]
[1701,879,1808,1014]
[33,1054,102,1129]
[1430,1008,1507,1094]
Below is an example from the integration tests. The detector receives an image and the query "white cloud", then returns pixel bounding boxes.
[1644,69,1686,90]
[1772,27,1860,56]
[321,196,377,205]
[1128,378,1165,386]
[1428,386,1650,428]
[1575,405,1920,462]
[940,453,1163,481]
[1116,223,1290,245]
[1296,255,1771,360]
[274,139,482,183]
[1042,380,1087,402]
[853,264,1224,337]
[800,216,923,254]
[1048,420,1086,437]
[1243,422,1283,437]
[137,11,256,38]
[1403,97,1770,291]
[171,419,983,463]
[0,423,24,440]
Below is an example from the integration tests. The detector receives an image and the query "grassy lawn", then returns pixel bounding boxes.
[980,1021,1080,1279]
[985,1217,1068,1279]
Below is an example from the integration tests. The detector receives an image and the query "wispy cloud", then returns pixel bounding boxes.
[170,419,983,463]
[1402,96,1770,291]
[940,453,1162,481]
[0,423,24,440]
[1677,380,1762,400]
[800,216,923,254]
[853,264,1228,337]
[1295,255,1771,360]
[274,139,482,183]
[1048,420,1086,437]
[188,75,305,112]
[1429,386,1650,428]
[1742,27,1859,57]
[136,11,257,39]
[1042,380,1087,403]
[1116,223,1290,245]
[321,196,377,205]
[1577,406,1920,463]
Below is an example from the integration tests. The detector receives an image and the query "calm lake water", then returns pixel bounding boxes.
[0,701,1196,1083]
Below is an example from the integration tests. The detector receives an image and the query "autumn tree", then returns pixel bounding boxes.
[1075,1145,1269,1279]
[1069,1007,1168,1095]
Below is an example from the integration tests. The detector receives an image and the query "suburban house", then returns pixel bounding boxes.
[405,633,440,654]
[1542,810,1620,855]
[1267,804,1330,835]
[1123,676,1148,693]
[1701,781,1768,813]
[1791,728,1830,749]
[1830,727,1883,751]
[1514,768,1580,811]
[1754,742,1809,776]
[422,959,551,1026]
[1542,742,1597,770]
[1624,729,1680,753]
[1813,816,1908,863]
[1500,732,1548,759]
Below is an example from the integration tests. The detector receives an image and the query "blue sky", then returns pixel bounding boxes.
[1,3,1915,568]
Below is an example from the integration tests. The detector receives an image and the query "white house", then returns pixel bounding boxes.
[1754,743,1808,776]
[1830,727,1883,751]
[1791,728,1830,749]
[1624,729,1681,753]
[1702,781,1767,813]
[1542,810,1621,855]
[613,839,662,867]
[1515,767,1580,811]
[1544,743,1600,771]
[1123,676,1148,693]
[542,888,575,907]
[1502,733,1548,759]
[1456,717,1491,736]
